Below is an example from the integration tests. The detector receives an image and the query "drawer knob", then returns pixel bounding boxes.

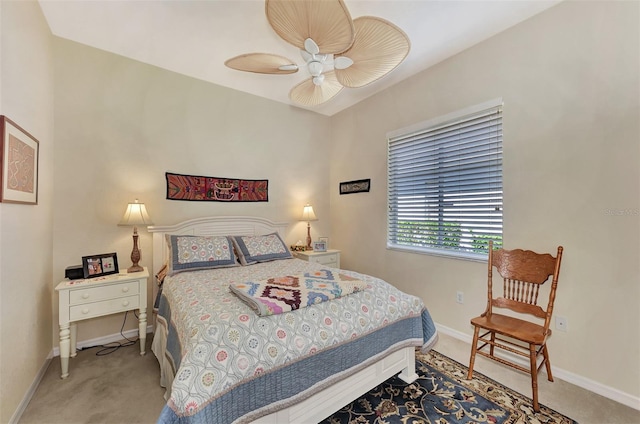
[122,287,129,293]
[122,300,130,307]
[82,308,89,314]
[82,293,90,299]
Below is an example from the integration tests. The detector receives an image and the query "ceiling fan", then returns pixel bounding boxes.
[225,0,411,107]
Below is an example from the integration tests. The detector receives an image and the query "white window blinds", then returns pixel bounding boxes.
[387,100,503,259]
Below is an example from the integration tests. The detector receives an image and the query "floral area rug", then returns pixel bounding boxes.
[322,349,577,424]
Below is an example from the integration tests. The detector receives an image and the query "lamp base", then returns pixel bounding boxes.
[127,264,144,273]
[128,228,143,274]
[306,222,312,250]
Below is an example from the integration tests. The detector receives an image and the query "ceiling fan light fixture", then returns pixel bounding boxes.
[304,38,320,55]
[334,56,354,70]
[308,61,324,77]
[301,50,312,62]
[278,64,299,71]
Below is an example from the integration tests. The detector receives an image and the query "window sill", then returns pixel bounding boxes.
[386,244,487,263]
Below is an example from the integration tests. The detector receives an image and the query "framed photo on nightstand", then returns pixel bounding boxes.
[82,252,119,278]
[312,240,327,252]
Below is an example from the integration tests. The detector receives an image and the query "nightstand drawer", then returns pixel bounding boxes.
[293,249,341,268]
[310,255,338,267]
[69,281,139,305]
[69,295,140,321]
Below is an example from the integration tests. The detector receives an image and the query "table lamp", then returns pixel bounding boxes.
[300,204,317,250]
[118,199,153,272]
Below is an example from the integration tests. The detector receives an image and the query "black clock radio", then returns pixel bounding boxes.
[65,265,84,280]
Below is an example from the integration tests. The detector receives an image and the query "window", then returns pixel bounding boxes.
[387,99,503,260]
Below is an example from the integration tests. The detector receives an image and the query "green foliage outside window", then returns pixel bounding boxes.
[470,233,503,252]
[395,220,502,254]
[396,220,461,248]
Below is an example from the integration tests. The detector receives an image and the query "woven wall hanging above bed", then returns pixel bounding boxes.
[165,172,268,202]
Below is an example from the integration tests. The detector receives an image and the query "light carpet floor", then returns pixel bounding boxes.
[18,333,640,424]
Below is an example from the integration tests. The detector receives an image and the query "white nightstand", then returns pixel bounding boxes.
[55,267,149,379]
[293,249,341,268]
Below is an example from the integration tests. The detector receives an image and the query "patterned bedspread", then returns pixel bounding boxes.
[154,258,437,424]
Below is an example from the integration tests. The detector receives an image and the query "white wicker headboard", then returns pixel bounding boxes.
[147,216,289,278]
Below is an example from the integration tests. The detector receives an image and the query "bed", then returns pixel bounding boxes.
[148,216,438,423]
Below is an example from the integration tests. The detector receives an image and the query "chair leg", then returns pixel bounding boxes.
[467,326,480,379]
[542,344,554,382]
[490,331,495,356]
[529,344,540,412]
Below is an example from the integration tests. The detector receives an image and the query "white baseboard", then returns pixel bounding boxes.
[52,325,153,357]
[435,323,640,411]
[8,351,53,424]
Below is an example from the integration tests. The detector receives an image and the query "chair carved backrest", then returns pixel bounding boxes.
[486,241,564,330]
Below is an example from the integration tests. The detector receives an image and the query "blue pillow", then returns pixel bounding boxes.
[230,233,292,265]
[166,234,238,275]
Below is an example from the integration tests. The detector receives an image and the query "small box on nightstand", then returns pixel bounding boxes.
[64,265,84,280]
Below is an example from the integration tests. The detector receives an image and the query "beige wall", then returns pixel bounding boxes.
[330,1,639,399]
[51,38,331,344]
[0,1,55,422]
[2,1,639,420]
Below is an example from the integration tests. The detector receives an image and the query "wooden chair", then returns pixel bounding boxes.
[467,241,564,412]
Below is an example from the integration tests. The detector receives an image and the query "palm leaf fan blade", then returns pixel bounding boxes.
[335,16,410,88]
[266,0,355,54]
[225,53,298,74]
[289,71,343,106]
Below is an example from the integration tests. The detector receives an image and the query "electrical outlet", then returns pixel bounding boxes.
[555,316,568,332]
[456,291,464,304]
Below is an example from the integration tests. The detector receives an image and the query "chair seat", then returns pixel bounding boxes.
[471,313,550,345]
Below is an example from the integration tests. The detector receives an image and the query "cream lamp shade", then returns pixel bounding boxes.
[119,200,153,227]
[300,204,318,222]
[119,199,153,273]
[300,204,318,250]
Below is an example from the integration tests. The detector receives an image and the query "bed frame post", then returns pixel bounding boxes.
[398,347,419,383]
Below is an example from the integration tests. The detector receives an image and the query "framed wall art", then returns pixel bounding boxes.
[0,116,39,204]
[339,178,370,195]
[82,252,119,278]
[166,172,268,202]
